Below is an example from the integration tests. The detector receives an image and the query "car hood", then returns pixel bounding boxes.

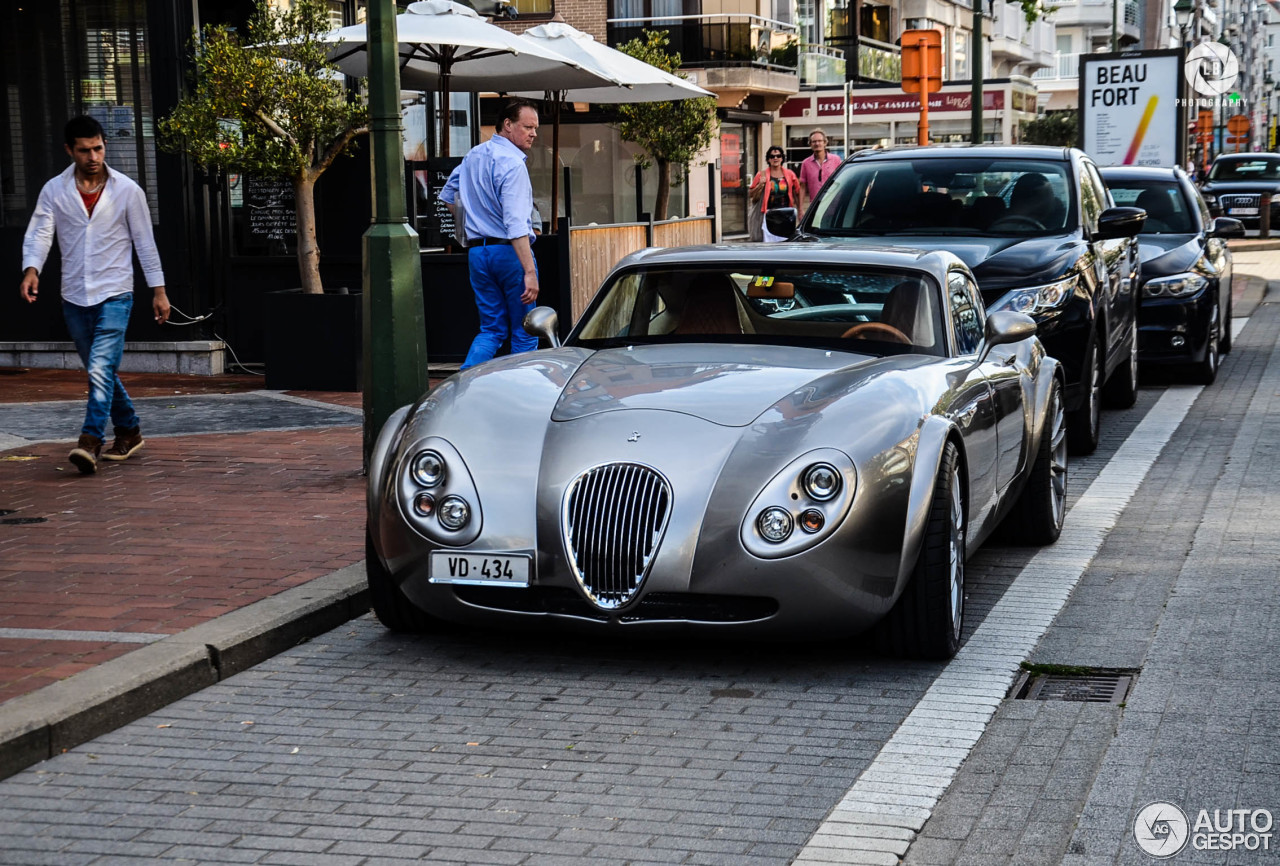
[551,343,880,426]
[1201,179,1280,194]
[1135,234,1202,278]
[804,232,1077,292]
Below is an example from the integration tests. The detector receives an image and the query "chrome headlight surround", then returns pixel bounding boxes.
[1142,272,1208,299]
[397,437,482,545]
[990,275,1077,318]
[741,448,856,559]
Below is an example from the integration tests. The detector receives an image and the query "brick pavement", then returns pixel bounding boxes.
[0,366,427,717]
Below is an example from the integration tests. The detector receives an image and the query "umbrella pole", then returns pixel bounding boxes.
[550,93,562,233]
[440,67,451,159]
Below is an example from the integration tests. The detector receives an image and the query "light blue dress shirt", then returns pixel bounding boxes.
[439,134,535,243]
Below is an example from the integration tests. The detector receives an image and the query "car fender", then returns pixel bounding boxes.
[1028,355,1064,456]
[898,414,962,591]
[367,402,413,558]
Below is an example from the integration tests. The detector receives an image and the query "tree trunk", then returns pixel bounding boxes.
[294,177,323,294]
[654,159,673,222]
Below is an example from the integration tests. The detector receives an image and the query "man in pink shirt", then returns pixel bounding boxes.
[798,129,843,211]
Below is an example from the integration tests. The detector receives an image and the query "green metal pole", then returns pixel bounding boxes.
[971,0,983,143]
[363,0,428,468]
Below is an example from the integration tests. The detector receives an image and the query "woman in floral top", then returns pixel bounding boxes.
[749,147,799,242]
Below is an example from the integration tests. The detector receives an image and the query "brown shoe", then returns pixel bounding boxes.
[69,433,103,475]
[102,425,144,462]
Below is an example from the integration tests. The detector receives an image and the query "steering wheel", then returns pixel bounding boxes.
[988,214,1045,231]
[841,322,911,344]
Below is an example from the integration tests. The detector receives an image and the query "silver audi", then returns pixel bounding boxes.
[366,244,1066,658]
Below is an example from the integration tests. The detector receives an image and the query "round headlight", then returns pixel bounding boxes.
[412,450,446,487]
[438,495,471,530]
[757,507,793,543]
[413,492,435,518]
[803,463,841,501]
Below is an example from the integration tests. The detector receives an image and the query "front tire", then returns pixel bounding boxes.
[877,442,966,660]
[1067,338,1102,456]
[367,530,436,633]
[1003,379,1066,545]
[1190,304,1220,385]
[1102,317,1139,409]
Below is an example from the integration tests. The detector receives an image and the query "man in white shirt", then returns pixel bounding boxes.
[20,115,171,475]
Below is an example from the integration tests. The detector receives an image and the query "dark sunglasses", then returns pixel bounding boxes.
[768,153,784,159]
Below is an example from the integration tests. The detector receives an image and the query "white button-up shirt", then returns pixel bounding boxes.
[22,164,165,307]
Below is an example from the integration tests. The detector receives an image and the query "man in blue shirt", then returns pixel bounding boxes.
[440,100,541,369]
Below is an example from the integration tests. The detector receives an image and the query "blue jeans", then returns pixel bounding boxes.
[62,294,139,441]
[462,244,538,370]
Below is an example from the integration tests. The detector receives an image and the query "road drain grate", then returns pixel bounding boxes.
[1011,668,1138,704]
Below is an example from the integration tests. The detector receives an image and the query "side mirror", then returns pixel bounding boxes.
[1095,206,1146,240]
[765,207,798,240]
[522,306,561,348]
[1211,216,1247,239]
[977,311,1037,364]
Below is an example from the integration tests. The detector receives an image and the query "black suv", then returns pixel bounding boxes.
[777,145,1145,454]
[1199,152,1280,231]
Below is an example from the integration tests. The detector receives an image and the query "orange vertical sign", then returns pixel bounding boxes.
[901,29,943,145]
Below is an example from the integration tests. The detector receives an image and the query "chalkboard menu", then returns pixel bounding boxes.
[233,175,297,256]
[423,156,463,249]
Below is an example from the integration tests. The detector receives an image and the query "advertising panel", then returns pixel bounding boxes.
[1079,49,1185,167]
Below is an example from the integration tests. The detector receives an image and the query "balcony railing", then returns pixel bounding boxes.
[857,36,902,83]
[799,44,846,87]
[1031,52,1081,80]
[606,13,799,72]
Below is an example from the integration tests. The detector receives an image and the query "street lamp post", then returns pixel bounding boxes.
[1174,0,1196,173]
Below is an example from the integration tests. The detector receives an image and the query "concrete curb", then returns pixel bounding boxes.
[0,563,369,781]
[1233,274,1271,318]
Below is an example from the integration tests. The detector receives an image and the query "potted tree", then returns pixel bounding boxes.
[159,0,369,390]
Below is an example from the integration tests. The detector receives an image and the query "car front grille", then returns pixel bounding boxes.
[563,462,672,610]
[1219,193,1259,209]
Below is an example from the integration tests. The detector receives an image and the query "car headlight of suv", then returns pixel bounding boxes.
[398,437,482,545]
[990,276,1077,317]
[1201,192,1217,206]
[1143,272,1208,299]
[742,449,856,558]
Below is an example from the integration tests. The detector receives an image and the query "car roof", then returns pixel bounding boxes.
[847,144,1075,162]
[612,242,963,277]
[1211,152,1280,162]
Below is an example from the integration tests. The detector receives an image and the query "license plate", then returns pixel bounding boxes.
[1228,207,1259,216]
[430,552,530,586]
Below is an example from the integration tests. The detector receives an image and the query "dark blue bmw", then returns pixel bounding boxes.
[1100,165,1245,385]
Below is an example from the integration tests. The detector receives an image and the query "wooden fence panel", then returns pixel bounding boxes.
[567,217,715,322]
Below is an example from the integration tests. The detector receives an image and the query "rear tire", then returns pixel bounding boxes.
[1102,317,1139,409]
[1002,380,1066,545]
[367,530,436,633]
[1067,338,1102,456]
[876,442,965,660]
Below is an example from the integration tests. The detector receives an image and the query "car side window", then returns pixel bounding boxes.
[948,272,984,356]
[1079,162,1103,233]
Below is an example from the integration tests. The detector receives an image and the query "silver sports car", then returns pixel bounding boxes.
[367,244,1066,658]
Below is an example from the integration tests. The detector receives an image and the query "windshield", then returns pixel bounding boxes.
[571,265,946,357]
[806,157,1075,236]
[1208,158,1280,180]
[1106,180,1195,233]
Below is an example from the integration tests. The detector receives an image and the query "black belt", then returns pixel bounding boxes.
[474,236,512,246]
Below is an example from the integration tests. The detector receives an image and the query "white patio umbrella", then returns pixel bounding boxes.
[314,0,623,156]
[507,22,715,227]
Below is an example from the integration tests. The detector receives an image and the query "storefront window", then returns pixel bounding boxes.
[0,0,158,228]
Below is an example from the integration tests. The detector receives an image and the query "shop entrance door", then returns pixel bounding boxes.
[718,123,757,237]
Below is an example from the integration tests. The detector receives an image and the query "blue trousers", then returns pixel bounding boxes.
[462,244,538,370]
[62,293,140,440]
